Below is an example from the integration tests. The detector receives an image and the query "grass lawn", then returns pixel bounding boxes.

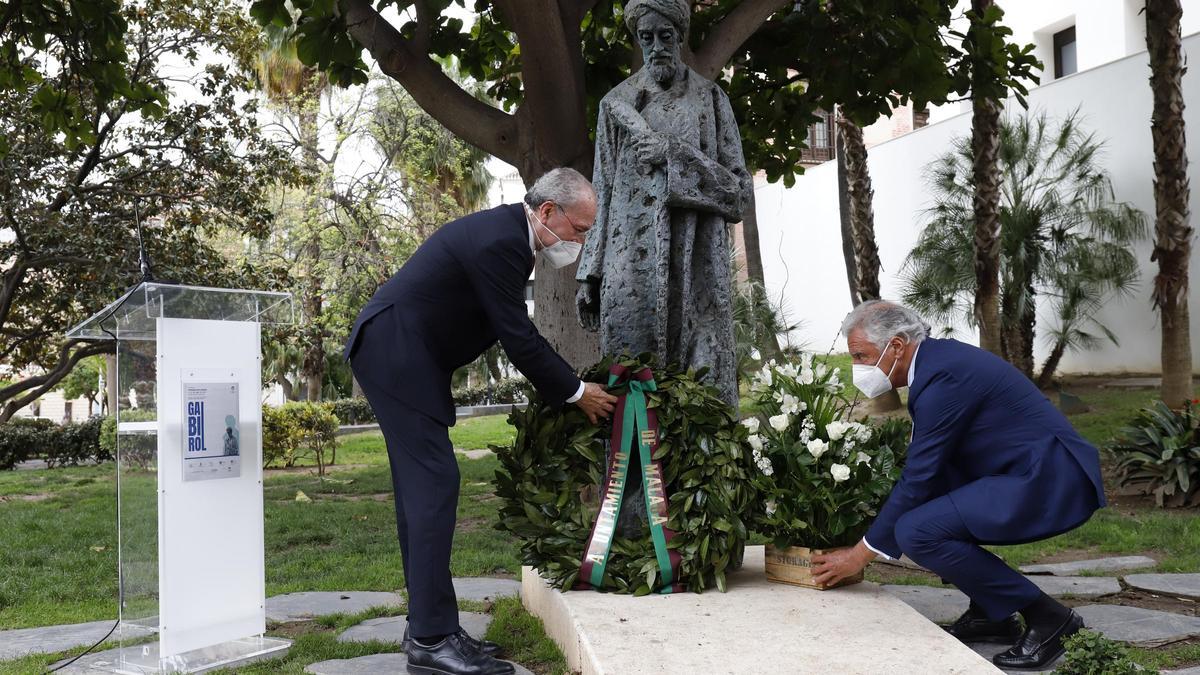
[2,377,1198,672]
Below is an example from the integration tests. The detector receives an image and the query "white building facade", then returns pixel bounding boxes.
[757,0,1200,373]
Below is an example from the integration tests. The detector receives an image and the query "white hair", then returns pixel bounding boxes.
[841,300,931,348]
[524,167,595,211]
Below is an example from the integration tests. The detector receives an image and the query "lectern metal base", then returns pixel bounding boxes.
[71,635,291,674]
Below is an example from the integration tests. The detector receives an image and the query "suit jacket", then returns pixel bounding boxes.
[343,204,580,426]
[865,338,1106,559]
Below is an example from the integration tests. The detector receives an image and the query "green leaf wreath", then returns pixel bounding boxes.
[493,354,761,595]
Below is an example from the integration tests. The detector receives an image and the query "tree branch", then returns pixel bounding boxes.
[337,0,519,164]
[0,341,114,423]
[692,0,792,81]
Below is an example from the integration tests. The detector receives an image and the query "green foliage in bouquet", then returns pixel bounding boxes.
[745,355,911,550]
[493,354,760,595]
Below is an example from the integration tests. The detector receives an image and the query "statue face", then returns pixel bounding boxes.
[635,11,682,85]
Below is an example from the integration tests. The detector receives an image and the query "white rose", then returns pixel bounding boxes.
[855,451,872,465]
[742,417,761,434]
[826,420,849,441]
[830,463,851,482]
[747,434,764,451]
[807,438,827,458]
[769,414,790,432]
[781,394,801,415]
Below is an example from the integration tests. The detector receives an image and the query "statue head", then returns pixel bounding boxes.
[625,0,688,85]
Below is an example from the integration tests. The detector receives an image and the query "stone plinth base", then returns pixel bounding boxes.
[522,545,1000,675]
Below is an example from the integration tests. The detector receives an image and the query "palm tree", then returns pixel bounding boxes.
[969,0,1005,357]
[835,110,900,412]
[903,111,1147,385]
[1145,0,1193,407]
[257,24,331,402]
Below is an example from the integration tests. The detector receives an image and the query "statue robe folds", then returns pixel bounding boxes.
[577,66,753,409]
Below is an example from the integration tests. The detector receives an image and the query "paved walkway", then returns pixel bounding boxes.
[883,555,1200,674]
[4,560,1199,673]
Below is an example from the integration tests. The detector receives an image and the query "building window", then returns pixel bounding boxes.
[1054,26,1077,79]
[812,112,831,149]
[524,280,534,302]
[63,401,73,424]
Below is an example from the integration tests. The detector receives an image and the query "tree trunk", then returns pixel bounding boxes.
[298,105,326,402]
[970,0,1004,357]
[351,374,364,398]
[836,111,861,309]
[105,353,118,416]
[740,184,783,361]
[278,374,295,402]
[835,113,897,413]
[1146,0,1194,407]
[836,115,882,302]
[1037,339,1067,389]
[485,347,503,382]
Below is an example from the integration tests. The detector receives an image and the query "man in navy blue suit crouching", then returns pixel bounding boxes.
[345,168,619,675]
[812,300,1106,670]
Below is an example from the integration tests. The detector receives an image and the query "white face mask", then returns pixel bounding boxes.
[852,341,901,399]
[530,205,583,269]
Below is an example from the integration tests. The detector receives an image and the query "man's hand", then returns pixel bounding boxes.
[574,382,618,425]
[576,281,600,332]
[811,541,876,588]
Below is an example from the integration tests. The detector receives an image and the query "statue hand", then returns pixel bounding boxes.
[576,281,600,332]
[633,133,668,169]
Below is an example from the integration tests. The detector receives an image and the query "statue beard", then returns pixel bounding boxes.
[648,61,679,85]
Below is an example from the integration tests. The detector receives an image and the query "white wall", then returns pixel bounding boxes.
[757,31,1200,374]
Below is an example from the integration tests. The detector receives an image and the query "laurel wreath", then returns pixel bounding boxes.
[492,354,761,594]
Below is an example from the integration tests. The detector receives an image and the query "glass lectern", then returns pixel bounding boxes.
[65,283,294,673]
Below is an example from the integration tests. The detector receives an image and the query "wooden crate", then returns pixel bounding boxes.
[764,544,864,590]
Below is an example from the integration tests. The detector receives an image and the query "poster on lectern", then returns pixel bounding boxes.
[182,381,242,482]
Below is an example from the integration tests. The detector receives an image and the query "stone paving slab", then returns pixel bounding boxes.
[306,653,533,675]
[1165,667,1200,675]
[1100,378,1161,389]
[337,612,492,644]
[1020,556,1157,576]
[0,619,154,661]
[452,577,521,602]
[1075,604,1200,647]
[883,585,969,624]
[266,591,403,622]
[456,448,494,460]
[1027,575,1122,598]
[1125,573,1200,600]
[525,546,1001,675]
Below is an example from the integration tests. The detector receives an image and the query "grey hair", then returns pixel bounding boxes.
[841,300,931,348]
[523,167,596,211]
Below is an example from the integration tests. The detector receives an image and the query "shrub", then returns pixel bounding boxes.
[98,410,160,469]
[45,415,107,468]
[330,397,376,425]
[263,402,340,475]
[452,377,530,407]
[1109,400,1200,507]
[1053,629,1153,675]
[0,418,54,470]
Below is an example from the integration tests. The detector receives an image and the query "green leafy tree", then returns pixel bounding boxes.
[0,0,296,422]
[59,356,104,413]
[903,111,1147,386]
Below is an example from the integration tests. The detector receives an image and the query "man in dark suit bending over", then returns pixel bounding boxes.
[812,300,1106,670]
[345,167,618,675]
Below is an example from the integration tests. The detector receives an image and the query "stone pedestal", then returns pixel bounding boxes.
[522,545,1001,675]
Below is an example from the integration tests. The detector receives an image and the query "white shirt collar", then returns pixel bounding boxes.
[523,204,539,254]
[907,342,920,388]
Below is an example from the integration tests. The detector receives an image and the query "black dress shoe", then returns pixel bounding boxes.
[944,609,1024,643]
[403,624,503,657]
[406,632,515,675]
[993,610,1084,670]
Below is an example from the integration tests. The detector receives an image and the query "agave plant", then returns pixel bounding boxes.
[1109,400,1200,507]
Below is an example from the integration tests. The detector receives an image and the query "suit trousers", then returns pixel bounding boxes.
[353,369,462,638]
[894,492,1042,622]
